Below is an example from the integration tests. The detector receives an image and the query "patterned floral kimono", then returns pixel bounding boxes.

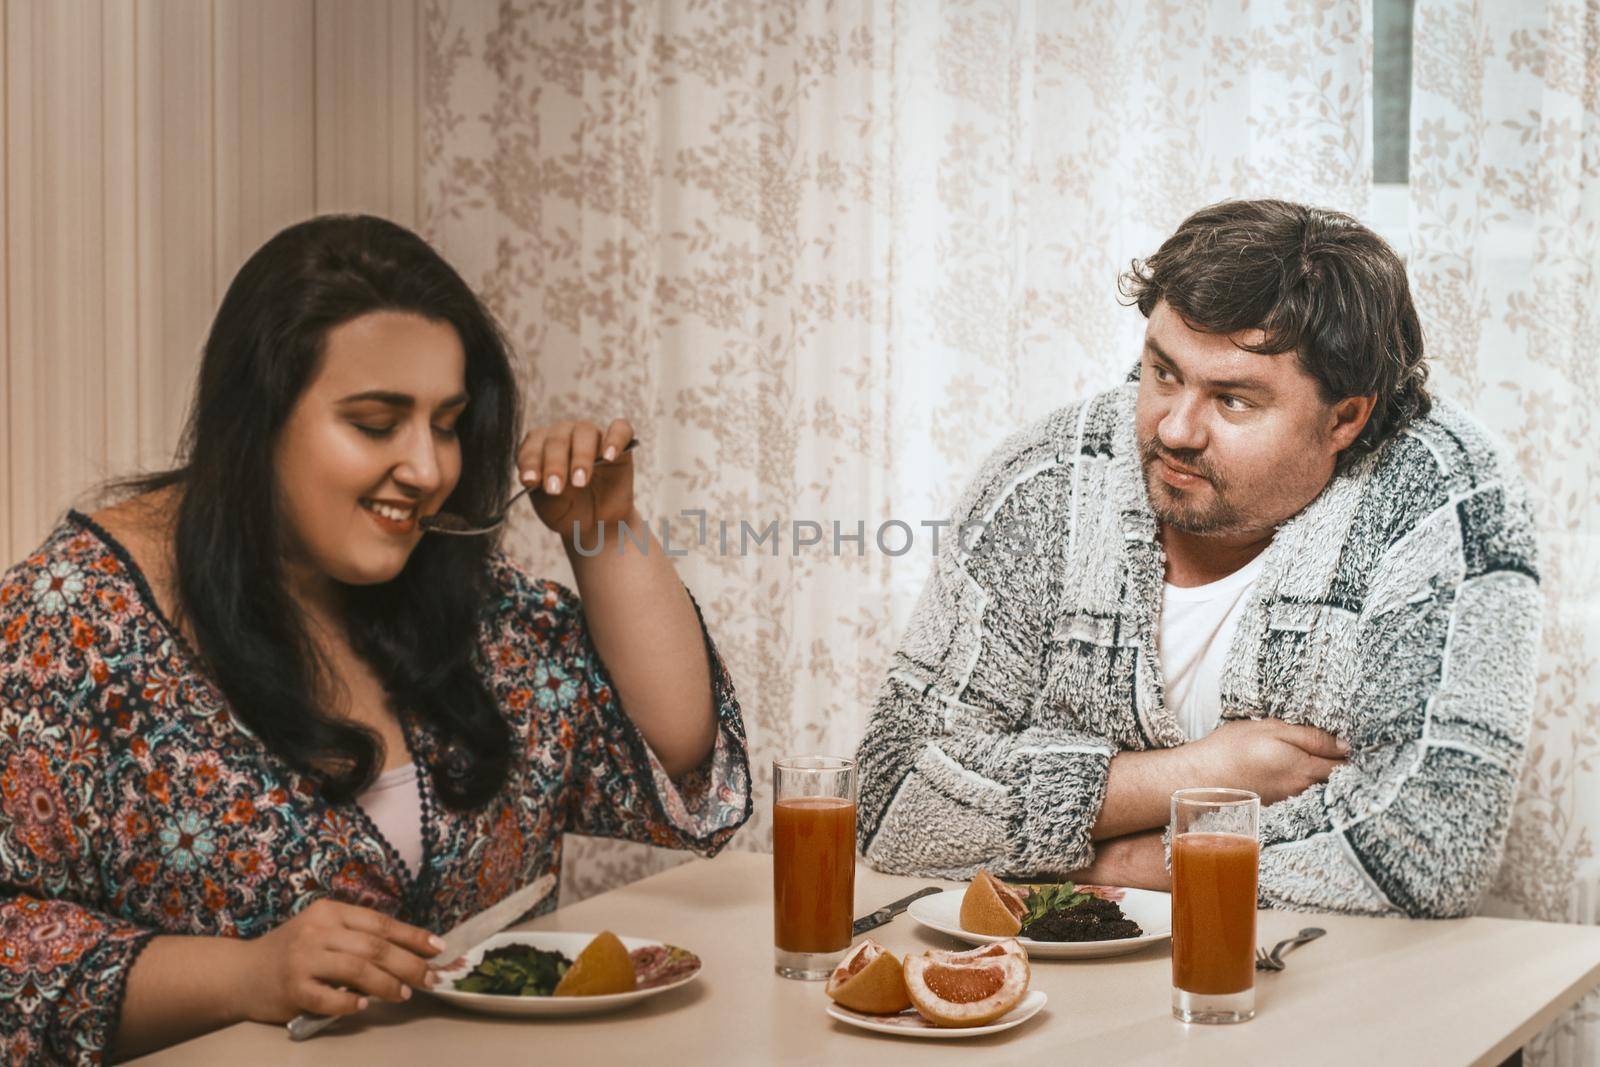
[0,512,752,1064]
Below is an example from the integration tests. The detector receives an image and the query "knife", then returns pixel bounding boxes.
[286,872,558,1041]
[852,886,943,936]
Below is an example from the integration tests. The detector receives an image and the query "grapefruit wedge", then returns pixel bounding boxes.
[552,930,638,996]
[825,938,911,1014]
[903,938,1030,1028]
[959,868,1027,936]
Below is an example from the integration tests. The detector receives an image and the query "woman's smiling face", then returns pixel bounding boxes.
[274,310,469,596]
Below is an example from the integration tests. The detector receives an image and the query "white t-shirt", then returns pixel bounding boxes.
[1158,552,1267,741]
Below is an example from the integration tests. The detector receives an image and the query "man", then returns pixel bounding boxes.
[854,199,1541,918]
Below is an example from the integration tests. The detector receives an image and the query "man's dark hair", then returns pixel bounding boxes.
[1120,198,1430,471]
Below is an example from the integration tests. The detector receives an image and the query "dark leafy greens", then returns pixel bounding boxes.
[1018,883,1143,942]
[454,944,573,996]
[1021,882,1093,926]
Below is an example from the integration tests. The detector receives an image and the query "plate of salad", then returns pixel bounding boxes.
[427,930,703,1017]
[907,882,1172,959]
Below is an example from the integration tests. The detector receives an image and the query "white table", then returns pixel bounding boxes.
[138,851,1600,1066]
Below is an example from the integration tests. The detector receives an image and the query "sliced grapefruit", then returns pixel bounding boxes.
[903,938,1030,1027]
[553,930,638,996]
[959,869,1027,936]
[927,940,1027,964]
[824,938,911,1014]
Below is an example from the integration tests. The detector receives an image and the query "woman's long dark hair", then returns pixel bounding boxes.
[108,215,518,809]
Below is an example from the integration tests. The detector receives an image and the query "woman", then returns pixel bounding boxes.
[0,215,750,1063]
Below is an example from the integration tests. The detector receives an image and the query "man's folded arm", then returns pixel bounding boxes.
[1255,480,1541,917]
[857,672,1118,878]
[854,411,1119,879]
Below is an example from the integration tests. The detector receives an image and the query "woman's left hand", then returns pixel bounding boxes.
[517,418,636,541]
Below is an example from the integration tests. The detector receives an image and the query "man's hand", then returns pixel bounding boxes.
[1068,830,1171,891]
[1094,718,1349,839]
[1192,719,1349,807]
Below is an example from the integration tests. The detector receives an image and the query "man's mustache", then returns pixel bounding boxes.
[1138,438,1218,484]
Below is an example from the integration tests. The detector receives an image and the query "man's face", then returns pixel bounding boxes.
[1134,300,1351,541]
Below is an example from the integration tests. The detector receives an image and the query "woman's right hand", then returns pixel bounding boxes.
[240,898,444,1021]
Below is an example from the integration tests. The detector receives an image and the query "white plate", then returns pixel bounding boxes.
[427,931,702,1017]
[906,886,1172,959]
[827,989,1047,1038]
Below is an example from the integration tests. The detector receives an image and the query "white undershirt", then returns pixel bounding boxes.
[356,762,424,877]
[1158,552,1267,741]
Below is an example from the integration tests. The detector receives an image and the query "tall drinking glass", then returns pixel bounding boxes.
[772,756,857,980]
[1171,788,1260,1024]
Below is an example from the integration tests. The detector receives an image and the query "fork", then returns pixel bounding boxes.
[420,438,637,536]
[1255,927,1326,971]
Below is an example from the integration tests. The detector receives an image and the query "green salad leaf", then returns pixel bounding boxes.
[1022,882,1093,926]
[454,944,573,997]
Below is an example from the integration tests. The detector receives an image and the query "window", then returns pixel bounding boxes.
[1371,0,1414,252]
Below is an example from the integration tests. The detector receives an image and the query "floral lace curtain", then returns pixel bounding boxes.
[1410,1,1600,1062]
[423,3,1596,1059]
[421,0,1371,896]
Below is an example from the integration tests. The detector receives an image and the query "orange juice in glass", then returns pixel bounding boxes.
[1171,788,1260,1023]
[772,756,857,979]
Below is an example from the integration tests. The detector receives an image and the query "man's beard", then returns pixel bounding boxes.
[1137,436,1247,536]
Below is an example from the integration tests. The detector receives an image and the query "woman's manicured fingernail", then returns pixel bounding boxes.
[546,475,561,494]
[603,446,617,461]
[357,997,370,1010]
[401,986,412,1000]
[520,470,537,485]
[429,934,447,952]
[426,970,440,987]
[572,468,587,488]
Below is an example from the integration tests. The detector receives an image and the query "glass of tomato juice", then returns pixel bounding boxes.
[772,756,857,979]
[1171,787,1260,1024]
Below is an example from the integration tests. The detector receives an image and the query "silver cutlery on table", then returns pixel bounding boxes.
[853,887,943,936]
[286,872,558,1040]
[1254,926,1326,971]
[420,438,639,536]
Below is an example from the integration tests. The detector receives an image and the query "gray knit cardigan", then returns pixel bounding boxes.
[855,381,1541,918]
